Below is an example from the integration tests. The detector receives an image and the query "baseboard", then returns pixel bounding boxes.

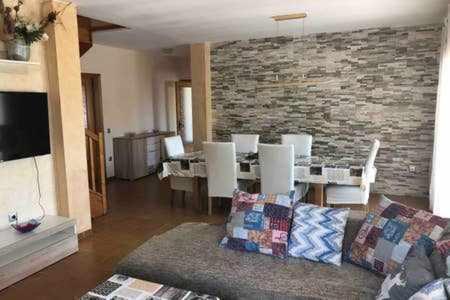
[78,229,92,240]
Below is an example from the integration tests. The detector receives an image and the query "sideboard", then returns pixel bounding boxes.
[113,131,174,180]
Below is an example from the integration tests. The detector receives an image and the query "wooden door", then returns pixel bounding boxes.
[82,73,107,218]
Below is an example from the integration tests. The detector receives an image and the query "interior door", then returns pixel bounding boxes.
[82,73,108,218]
[175,80,193,150]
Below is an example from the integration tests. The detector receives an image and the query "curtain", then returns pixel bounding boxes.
[430,7,450,218]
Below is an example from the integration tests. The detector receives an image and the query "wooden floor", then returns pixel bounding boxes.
[0,175,428,300]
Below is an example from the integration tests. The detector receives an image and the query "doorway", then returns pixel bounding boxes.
[175,80,193,151]
[81,73,108,218]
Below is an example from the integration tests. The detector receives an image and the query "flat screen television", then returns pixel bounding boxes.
[0,92,50,162]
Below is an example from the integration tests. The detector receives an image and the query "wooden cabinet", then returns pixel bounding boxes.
[113,132,173,180]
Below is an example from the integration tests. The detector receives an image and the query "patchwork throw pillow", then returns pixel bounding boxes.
[220,190,294,258]
[436,239,450,277]
[348,196,448,275]
[376,246,436,300]
[409,278,450,300]
[288,203,350,266]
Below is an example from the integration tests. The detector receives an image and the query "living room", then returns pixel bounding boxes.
[0,0,450,299]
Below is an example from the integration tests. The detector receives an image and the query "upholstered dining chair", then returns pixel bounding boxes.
[164,136,193,207]
[203,142,239,215]
[281,134,313,198]
[258,144,306,201]
[231,134,259,153]
[326,139,381,210]
[281,134,313,157]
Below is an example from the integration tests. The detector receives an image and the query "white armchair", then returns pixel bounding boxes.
[258,144,306,201]
[203,142,238,215]
[231,134,259,153]
[281,134,313,157]
[326,139,380,209]
[164,136,193,207]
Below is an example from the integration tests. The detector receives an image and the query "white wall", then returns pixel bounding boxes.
[0,1,57,230]
[0,155,57,229]
[152,54,191,131]
[430,6,450,218]
[81,44,155,177]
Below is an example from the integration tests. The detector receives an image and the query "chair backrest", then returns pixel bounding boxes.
[281,134,313,157]
[258,143,294,195]
[231,134,259,153]
[203,142,237,198]
[365,139,380,171]
[164,136,185,158]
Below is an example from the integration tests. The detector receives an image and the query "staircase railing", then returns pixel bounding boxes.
[85,129,107,217]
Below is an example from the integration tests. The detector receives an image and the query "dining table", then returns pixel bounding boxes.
[158,151,376,210]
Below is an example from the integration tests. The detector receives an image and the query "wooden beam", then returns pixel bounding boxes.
[271,13,307,22]
[44,1,92,233]
[190,43,212,151]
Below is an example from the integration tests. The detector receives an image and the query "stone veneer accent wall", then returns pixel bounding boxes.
[211,25,442,197]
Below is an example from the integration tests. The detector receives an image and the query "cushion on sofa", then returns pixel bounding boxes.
[409,278,450,300]
[430,223,450,278]
[436,239,450,277]
[116,222,383,300]
[376,246,436,300]
[348,196,448,275]
[220,190,294,258]
[288,203,350,266]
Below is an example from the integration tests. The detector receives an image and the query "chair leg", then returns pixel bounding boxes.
[170,189,175,208]
[182,191,187,208]
[208,197,213,216]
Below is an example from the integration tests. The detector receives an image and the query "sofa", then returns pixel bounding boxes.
[116,211,387,300]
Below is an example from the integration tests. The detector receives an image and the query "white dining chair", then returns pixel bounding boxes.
[326,139,381,210]
[258,144,306,201]
[203,142,239,215]
[164,136,193,207]
[231,134,259,153]
[281,134,313,157]
[281,134,312,199]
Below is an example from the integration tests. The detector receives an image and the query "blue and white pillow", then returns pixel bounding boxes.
[409,278,450,300]
[288,203,350,266]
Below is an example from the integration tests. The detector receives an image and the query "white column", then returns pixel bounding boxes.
[430,6,450,218]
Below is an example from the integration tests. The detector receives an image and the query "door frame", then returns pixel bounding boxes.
[81,73,104,132]
[175,79,192,143]
[81,73,108,218]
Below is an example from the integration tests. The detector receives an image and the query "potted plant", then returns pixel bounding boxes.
[0,0,67,61]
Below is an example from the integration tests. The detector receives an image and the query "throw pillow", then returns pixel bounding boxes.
[376,246,436,300]
[409,278,450,300]
[288,203,350,266]
[220,190,294,258]
[348,196,448,275]
[436,240,450,277]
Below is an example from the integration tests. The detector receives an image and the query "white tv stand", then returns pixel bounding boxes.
[0,216,78,290]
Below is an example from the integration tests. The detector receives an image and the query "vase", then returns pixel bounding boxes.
[6,40,31,61]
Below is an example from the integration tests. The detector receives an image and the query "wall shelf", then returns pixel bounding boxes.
[0,59,41,74]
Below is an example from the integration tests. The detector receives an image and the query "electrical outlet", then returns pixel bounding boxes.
[409,165,416,173]
[8,212,18,223]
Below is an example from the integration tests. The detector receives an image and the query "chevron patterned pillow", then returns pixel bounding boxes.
[288,203,350,266]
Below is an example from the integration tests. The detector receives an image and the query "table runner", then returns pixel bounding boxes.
[159,152,376,186]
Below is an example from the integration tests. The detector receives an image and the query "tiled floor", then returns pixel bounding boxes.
[0,175,428,299]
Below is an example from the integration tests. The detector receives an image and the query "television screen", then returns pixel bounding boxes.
[0,92,51,162]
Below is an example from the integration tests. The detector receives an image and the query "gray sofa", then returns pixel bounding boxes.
[116,212,386,299]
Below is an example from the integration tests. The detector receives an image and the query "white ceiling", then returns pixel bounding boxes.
[72,0,448,50]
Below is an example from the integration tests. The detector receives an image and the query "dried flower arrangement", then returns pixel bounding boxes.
[0,0,69,60]
[0,0,68,45]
